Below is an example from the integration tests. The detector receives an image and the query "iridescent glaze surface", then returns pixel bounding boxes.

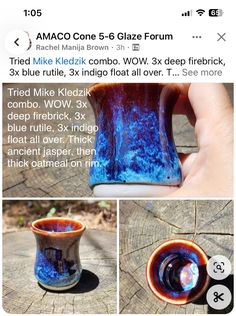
[88,83,182,187]
[146,239,209,305]
[31,218,85,290]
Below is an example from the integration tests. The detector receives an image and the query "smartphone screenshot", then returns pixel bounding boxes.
[0,0,234,314]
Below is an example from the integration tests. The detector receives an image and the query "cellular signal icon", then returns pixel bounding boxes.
[196,9,205,16]
[182,10,192,16]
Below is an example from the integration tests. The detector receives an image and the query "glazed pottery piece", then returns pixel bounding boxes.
[146,239,210,305]
[31,217,85,291]
[88,83,182,197]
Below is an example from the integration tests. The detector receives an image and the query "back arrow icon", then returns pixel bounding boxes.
[14,38,19,46]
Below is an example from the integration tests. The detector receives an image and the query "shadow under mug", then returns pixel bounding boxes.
[31,217,86,291]
[146,239,210,305]
[88,83,182,197]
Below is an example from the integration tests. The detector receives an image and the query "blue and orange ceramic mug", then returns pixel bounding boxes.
[146,239,210,305]
[31,217,86,291]
[88,83,182,197]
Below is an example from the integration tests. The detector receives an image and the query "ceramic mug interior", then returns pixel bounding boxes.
[31,217,85,236]
[146,239,210,305]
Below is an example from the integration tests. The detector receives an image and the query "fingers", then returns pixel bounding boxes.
[174,83,190,96]
[188,83,232,121]
[172,84,196,125]
[173,83,233,147]
[179,153,198,179]
[170,83,233,197]
[188,83,233,148]
[173,83,233,127]
[174,94,196,125]
[164,83,190,95]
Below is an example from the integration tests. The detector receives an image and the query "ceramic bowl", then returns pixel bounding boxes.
[146,239,210,305]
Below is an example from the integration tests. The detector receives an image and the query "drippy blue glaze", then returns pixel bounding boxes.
[157,250,201,297]
[88,84,182,187]
[35,249,81,288]
[65,224,73,232]
[179,262,199,291]
[40,223,74,233]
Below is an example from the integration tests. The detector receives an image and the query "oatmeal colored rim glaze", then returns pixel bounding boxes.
[146,239,210,305]
[88,82,182,92]
[31,217,86,238]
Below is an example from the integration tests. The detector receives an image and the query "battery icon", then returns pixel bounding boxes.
[209,9,224,17]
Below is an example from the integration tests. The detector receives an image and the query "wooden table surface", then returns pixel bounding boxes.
[119,200,233,314]
[3,229,117,314]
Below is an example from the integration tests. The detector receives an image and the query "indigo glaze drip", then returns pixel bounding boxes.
[31,218,85,290]
[35,248,81,288]
[147,239,210,305]
[88,83,182,187]
[159,254,199,293]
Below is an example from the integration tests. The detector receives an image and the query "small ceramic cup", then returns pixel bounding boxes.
[88,83,182,197]
[31,217,86,291]
[146,239,210,305]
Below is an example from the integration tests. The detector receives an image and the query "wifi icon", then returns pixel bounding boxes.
[196,9,205,16]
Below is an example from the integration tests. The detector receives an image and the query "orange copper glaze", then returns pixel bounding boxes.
[146,239,210,305]
[88,82,181,94]
[31,217,86,238]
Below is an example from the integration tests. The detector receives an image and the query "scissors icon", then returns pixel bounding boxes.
[213,291,224,303]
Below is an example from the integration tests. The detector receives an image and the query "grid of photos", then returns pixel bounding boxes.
[2,82,234,314]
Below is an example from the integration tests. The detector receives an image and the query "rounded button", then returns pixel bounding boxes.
[207,255,231,280]
[206,285,232,310]
[5,30,31,54]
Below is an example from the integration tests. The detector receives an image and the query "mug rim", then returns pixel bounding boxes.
[146,238,210,305]
[31,217,86,237]
[88,82,175,93]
